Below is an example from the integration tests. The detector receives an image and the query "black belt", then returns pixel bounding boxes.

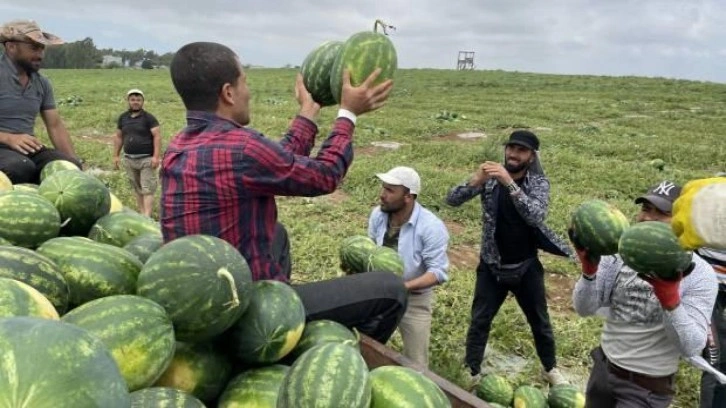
[606,361,675,395]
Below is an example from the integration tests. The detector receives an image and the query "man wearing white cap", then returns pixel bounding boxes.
[368,166,450,367]
[0,19,81,183]
[113,88,161,217]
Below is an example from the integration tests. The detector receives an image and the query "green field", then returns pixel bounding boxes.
[39,68,726,406]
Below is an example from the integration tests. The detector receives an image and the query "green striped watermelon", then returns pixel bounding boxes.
[0,245,69,313]
[369,365,451,408]
[61,295,176,391]
[37,236,143,306]
[0,171,11,191]
[11,183,39,193]
[513,385,547,408]
[287,319,359,361]
[130,387,205,408]
[548,384,586,408]
[340,235,378,274]
[137,234,253,341]
[38,169,111,236]
[570,199,630,256]
[154,341,233,403]
[487,404,508,408]
[368,246,404,274]
[0,236,10,246]
[0,317,130,407]
[0,190,61,248]
[218,365,290,408]
[618,221,693,280]
[89,211,161,247]
[330,19,397,104]
[227,279,306,364]
[124,232,164,264]
[39,159,80,181]
[0,277,58,319]
[476,373,513,406]
[301,40,344,106]
[277,342,371,408]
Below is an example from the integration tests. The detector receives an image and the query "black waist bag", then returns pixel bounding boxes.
[491,258,535,285]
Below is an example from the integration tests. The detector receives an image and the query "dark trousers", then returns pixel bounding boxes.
[464,258,556,374]
[0,145,81,184]
[586,347,674,408]
[271,223,408,344]
[701,289,726,408]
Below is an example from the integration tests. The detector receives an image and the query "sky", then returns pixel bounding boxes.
[2,0,725,83]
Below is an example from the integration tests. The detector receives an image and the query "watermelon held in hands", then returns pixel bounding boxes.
[569,199,630,257]
[367,245,404,274]
[301,41,344,106]
[340,235,377,274]
[475,373,513,406]
[369,365,451,408]
[548,384,586,408]
[619,221,693,280]
[330,19,397,104]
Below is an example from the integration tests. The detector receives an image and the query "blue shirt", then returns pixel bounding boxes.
[368,202,450,289]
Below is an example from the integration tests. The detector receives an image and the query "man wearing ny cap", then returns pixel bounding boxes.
[368,166,450,367]
[446,130,572,387]
[0,19,81,183]
[571,180,717,407]
[113,89,161,217]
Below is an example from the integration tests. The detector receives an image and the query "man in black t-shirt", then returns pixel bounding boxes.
[113,89,161,217]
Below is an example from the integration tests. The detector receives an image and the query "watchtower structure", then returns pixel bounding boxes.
[457,51,475,70]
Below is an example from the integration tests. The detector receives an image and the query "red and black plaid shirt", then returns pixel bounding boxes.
[160,111,354,282]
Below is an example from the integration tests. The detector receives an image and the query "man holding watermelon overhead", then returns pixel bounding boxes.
[571,180,718,407]
[368,165,450,368]
[446,130,572,387]
[161,41,406,344]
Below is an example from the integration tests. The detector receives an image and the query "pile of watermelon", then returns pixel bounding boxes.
[476,373,585,408]
[339,234,404,275]
[0,166,452,406]
[300,19,397,107]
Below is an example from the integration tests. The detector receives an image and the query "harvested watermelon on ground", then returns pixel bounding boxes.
[286,319,359,361]
[0,171,11,192]
[301,40,344,106]
[39,159,80,181]
[369,365,451,408]
[38,169,111,236]
[513,385,548,408]
[88,210,161,247]
[37,236,142,307]
[476,373,513,406]
[0,317,131,407]
[330,19,397,104]
[0,277,59,320]
[11,183,38,193]
[569,199,630,256]
[154,341,233,403]
[124,232,164,264]
[226,279,306,364]
[619,221,693,280]
[137,234,253,341]
[0,245,69,313]
[277,342,371,408]
[62,295,176,391]
[218,365,289,408]
[548,384,586,408]
[340,234,377,274]
[0,190,61,248]
[130,387,205,408]
[109,191,124,213]
[367,245,404,274]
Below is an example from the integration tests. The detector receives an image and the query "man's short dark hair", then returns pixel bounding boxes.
[170,42,241,111]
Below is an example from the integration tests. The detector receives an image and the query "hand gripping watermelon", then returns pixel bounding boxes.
[330,19,397,104]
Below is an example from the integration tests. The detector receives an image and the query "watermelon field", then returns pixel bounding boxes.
[10,66,726,406]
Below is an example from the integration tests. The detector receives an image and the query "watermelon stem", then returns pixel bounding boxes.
[374,19,396,35]
[217,268,240,309]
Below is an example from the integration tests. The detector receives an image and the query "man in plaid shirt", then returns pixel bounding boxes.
[161,41,406,343]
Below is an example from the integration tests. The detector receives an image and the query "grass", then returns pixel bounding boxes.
[38,67,726,406]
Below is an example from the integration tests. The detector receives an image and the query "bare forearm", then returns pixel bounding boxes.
[113,132,123,157]
[152,133,161,158]
[48,124,76,156]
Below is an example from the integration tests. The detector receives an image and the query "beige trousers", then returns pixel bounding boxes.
[398,290,434,367]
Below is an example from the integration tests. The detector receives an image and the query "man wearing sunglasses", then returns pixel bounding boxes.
[0,19,81,184]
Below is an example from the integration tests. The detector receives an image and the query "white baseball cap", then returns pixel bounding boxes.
[376,166,421,195]
[126,89,144,98]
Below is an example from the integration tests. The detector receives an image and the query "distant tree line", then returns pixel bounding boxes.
[35,37,175,69]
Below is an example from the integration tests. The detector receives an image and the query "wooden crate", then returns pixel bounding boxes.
[359,334,492,408]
